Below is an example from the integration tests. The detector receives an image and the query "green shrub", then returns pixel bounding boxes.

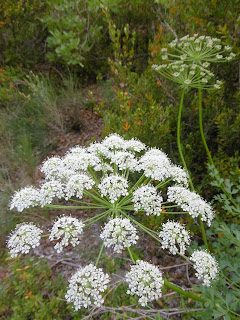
[0,0,47,68]
[0,255,86,319]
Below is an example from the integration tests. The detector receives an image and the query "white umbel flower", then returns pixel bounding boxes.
[170,165,189,187]
[159,221,191,255]
[39,180,65,206]
[167,186,214,226]
[40,156,66,181]
[102,133,125,150]
[63,147,99,172]
[190,250,219,286]
[87,142,109,157]
[133,185,163,216]
[7,223,43,257]
[98,174,129,203]
[138,148,171,181]
[9,186,41,212]
[100,217,139,253]
[49,216,85,253]
[65,173,95,200]
[65,264,110,310]
[124,138,146,152]
[126,260,164,306]
[109,151,139,172]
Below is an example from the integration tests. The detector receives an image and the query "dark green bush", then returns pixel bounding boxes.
[0,0,48,68]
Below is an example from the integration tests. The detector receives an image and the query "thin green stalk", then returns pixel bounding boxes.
[118,194,133,207]
[127,247,136,264]
[129,173,147,193]
[163,204,180,209]
[198,87,214,166]
[95,242,105,267]
[45,204,107,210]
[68,199,98,206]
[155,178,172,189]
[177,89,194,191]
[121,205,135,210]
[199,215,209,251]
[122,211,163,243]
[83,190,109,206]
[83,210,110,224]
[84,210,110,227]
[88,167,100,185]
[41,234,50,238]
[162,211,188,214]
[198,86,238,208]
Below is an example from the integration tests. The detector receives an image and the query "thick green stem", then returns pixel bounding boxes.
[95,242,105,267]
[164,279,204,303]
[165,279,239,320]
[177,89,194,191]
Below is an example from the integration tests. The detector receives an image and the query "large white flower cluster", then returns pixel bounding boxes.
[65,264,110,310]
[49,216,85,253]
[126,260,164,306]
[7,133,221,313]
[167,186,214,226]
[100,217,139,253]
[10,134,190,212]
[65,173,95,200]
[133,185,163,216]
[7,223,43,257]
[98,174,129,203]
[159,221,191,255]
[190,250,219,286]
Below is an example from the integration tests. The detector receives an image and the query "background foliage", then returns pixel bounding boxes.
[0,0,239,318]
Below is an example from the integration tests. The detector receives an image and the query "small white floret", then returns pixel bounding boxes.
[190,250,219,286]
[159,221,191,255]
[7,223,43,257]
[65,264,110,310]
[49,216,85,253]
[100,217,138,253]
[126,260,164,306]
